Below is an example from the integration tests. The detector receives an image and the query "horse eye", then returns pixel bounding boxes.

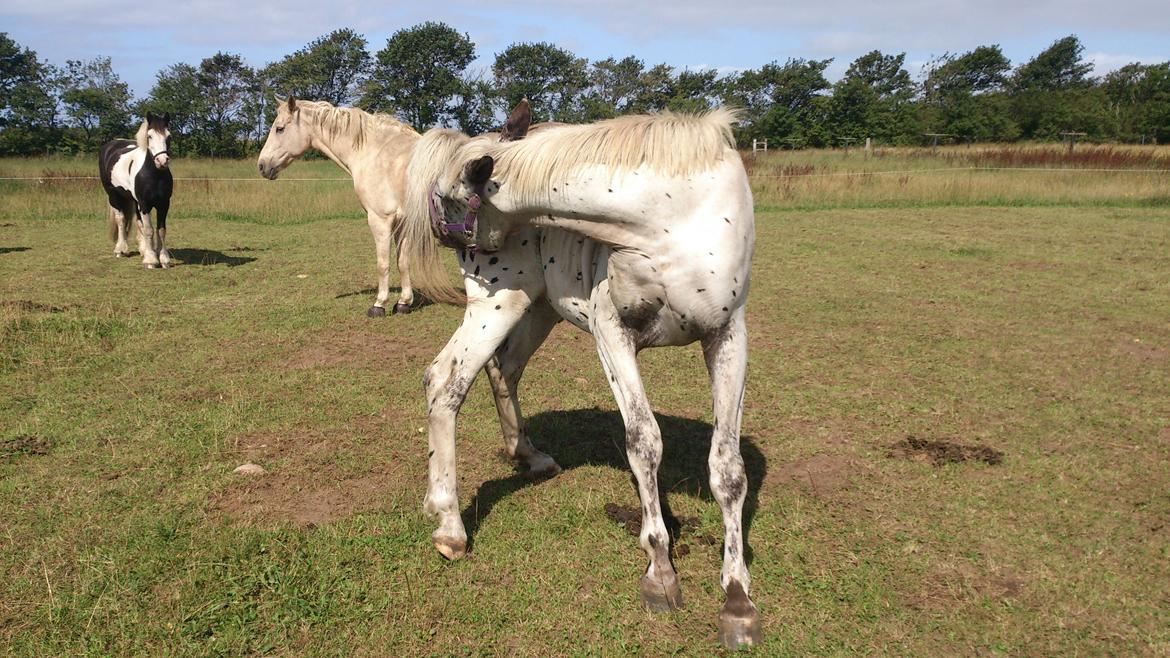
[275,126,285,134]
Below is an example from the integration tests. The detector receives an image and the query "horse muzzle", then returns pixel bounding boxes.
[154,153,170,169]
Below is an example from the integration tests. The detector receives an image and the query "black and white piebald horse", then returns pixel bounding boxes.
[99,112,173,268]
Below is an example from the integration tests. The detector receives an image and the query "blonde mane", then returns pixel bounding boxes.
[293,99,418,150]
[401,128,474,305]
[134,120,149,150]
[473,108,741,202]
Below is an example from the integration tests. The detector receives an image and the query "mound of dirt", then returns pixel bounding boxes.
[888,436,1003,466]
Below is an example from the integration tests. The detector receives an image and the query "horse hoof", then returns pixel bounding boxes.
[115,252,126,258]
[144,263,159,269]
[717,580,761,648]
[160,262,170,269]
[717,607,762,649]
[640,573,684,613]
[527,455,562,477]
[391,302,412,315]
[366,306,386,318]
[433,536,467,561]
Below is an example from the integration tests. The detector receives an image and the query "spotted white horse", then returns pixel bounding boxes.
[257,96,462,314]
[401,109,761,648]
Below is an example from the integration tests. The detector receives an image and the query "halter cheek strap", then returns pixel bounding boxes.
[428,182,487,250]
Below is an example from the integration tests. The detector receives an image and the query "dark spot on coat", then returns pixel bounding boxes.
[489,257,499,265]
[521,240,528,246]
[665,192,672,199]
[548,256,555,264]
[698,288,706,293]
[723,217,730,224]
[474,265,480,276]
[495,305,501,310]
[490,277,498,284]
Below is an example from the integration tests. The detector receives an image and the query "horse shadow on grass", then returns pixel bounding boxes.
[334,287,456,313]
[1,247,31,255]
[461,407,766,563]
[169,248,256,267]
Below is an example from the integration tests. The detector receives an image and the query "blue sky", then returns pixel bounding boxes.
[3,0,1168,97]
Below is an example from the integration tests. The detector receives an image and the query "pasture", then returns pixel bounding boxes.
[2,148,1169,656]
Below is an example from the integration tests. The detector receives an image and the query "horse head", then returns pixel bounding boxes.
[257,95,309,180]
[145,112,171,169]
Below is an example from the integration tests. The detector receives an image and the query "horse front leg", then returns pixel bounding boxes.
[483,299,561,475]
[155,200,171,268]
[590,290,682,612]
[702,307,761,648]
[135,205,160,269]
[423,289,536,559]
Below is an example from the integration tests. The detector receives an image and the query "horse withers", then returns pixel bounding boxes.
[98,112,173,268]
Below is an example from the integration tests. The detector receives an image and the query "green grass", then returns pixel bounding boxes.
[1,152,1169,656]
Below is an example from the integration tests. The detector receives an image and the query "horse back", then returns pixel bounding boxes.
[99,139,136,193]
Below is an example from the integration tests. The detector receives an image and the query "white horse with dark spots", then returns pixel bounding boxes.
[402,108,761,648]
[99,112,173,268]
[256,96,462,314]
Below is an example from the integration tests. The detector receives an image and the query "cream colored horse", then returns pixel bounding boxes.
[257,97,461,314]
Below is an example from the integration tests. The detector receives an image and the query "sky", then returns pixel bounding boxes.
[3,0,1168,97]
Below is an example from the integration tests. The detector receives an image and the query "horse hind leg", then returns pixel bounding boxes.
[365,211,394,317]
[702,308,761,648]
[392,222,414,315]
[135,206,160,269]
[590,291,682,612]
[484,299,560,475]
[108,205,129,257]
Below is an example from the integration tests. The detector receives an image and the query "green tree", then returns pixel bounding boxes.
[581,56,645,119]
[452,71,499,135]
[492,42,588,122]
[0,33,59,154]
[828,51,917,143]
[921,46,1016,142]
[264,29,370,106]
[1011,36,1101,139]
[362,22,475,130]
[138,63,200,152]
[723,58,832,147]
[195,52,259,156]
[1102,62,1170,142]
[1012,35,1093,92]
[57,56,132,150]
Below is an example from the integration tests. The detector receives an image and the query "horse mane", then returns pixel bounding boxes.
[400,128,474,306]
[293,100,418,150]
[134,120,149,150]
[476,108,741,200]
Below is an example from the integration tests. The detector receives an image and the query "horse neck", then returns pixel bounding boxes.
[309,127,357,176]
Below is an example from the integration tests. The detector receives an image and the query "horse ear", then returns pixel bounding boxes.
[500,98,532,142]
[146,111,156,122]
[273,92,287,105]
[464,155,495,186]
[288,95,297,112]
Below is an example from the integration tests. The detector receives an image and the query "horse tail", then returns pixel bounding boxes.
[401,130,470,307]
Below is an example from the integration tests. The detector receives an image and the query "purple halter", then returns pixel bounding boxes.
[428,182,485,250]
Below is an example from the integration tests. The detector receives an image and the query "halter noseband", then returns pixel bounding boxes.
[428,182,487,250]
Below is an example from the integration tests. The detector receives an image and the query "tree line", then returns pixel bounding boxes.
[2,25,1168,157]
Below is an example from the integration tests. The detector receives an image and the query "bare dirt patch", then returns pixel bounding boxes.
[283,327,434,371]
[0,300,67,313]
[908,561,1025,613]
[1,435,52,462]
[767,454,861,497]
[209,422,414,528]
[888,437,1003,466]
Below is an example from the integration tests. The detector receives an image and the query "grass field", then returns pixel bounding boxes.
[2,148,1169,656]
